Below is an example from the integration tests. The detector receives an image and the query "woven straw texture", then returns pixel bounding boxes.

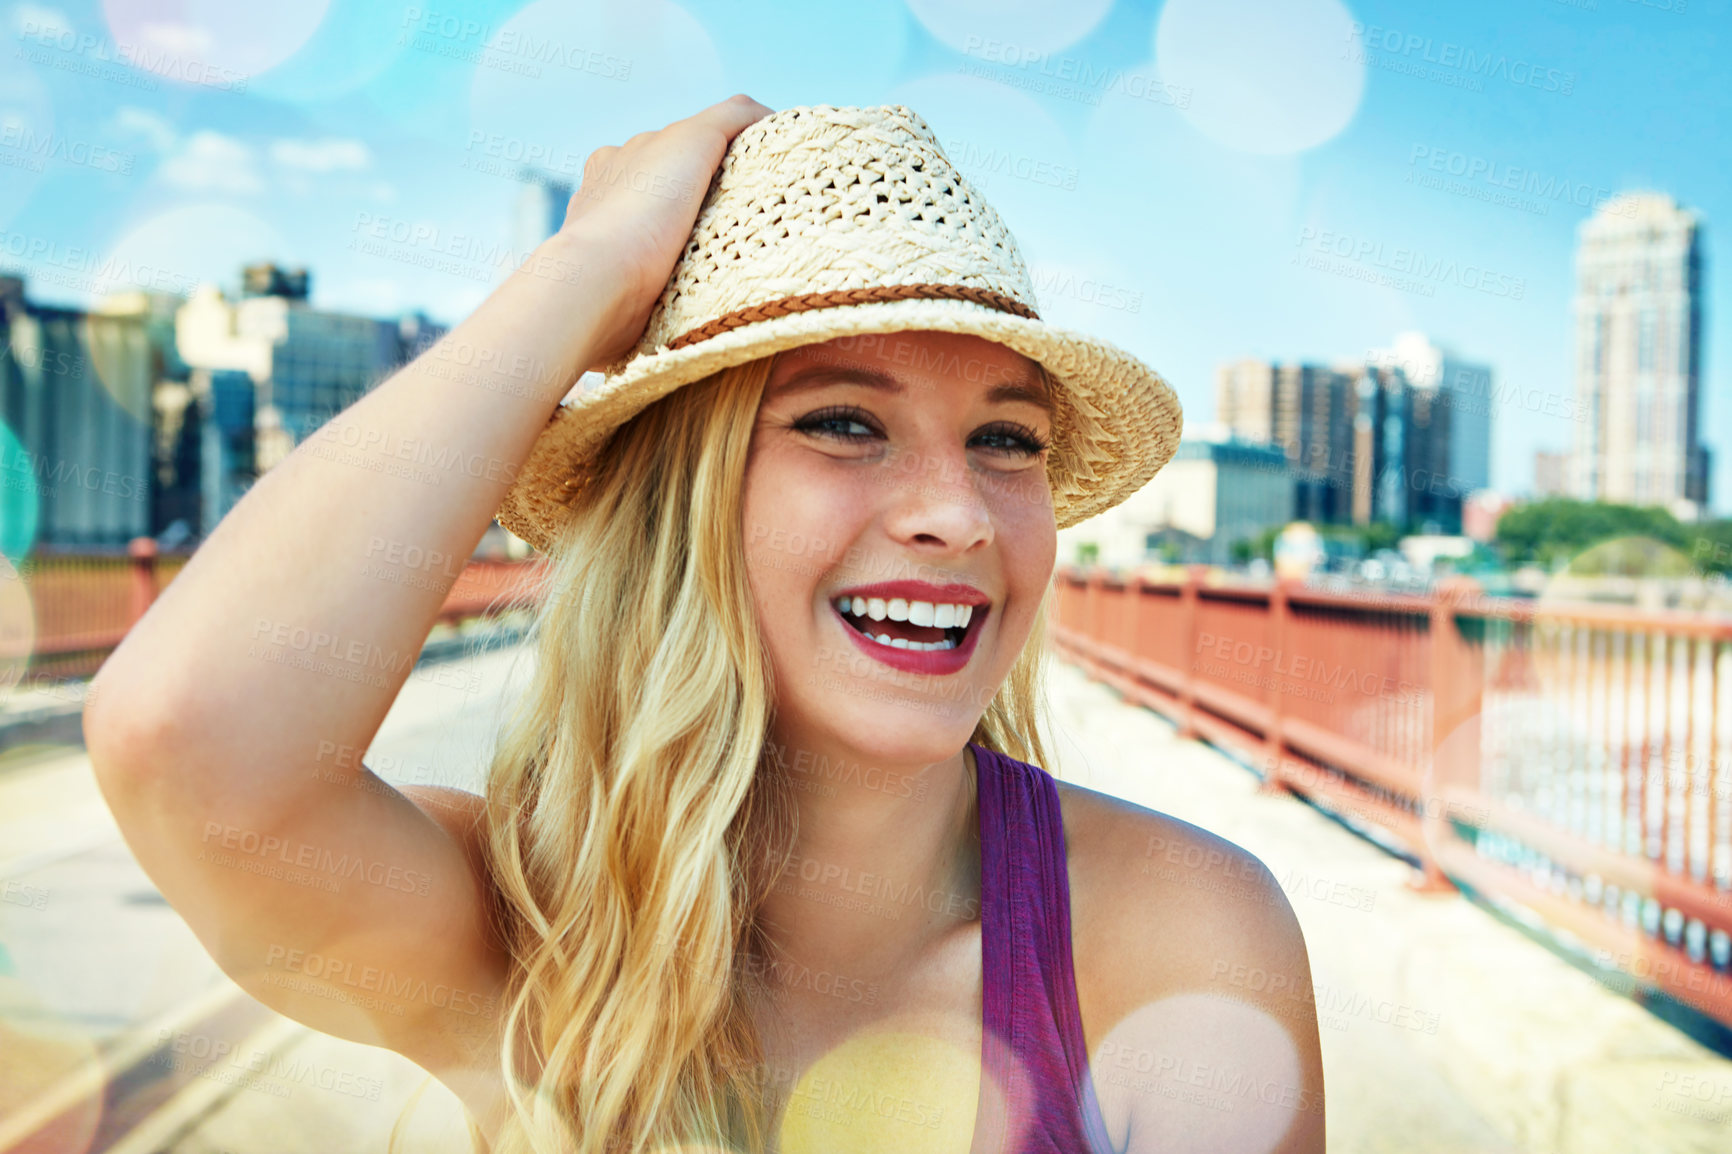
[494,104,1183,554]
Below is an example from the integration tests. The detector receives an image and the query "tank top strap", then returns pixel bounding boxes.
[971,742,1115,1154]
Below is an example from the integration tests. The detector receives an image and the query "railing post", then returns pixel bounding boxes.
[1084,567,1103,675]
[1415,577,1478,894]
[1126,571,1145,691]
[127,536,158,628]
[1259,578,1293,796]
[1176,565,1202,739]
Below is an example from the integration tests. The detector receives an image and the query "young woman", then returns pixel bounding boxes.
[86,96,1324,1154]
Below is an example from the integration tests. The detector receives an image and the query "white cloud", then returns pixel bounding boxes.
[126,121,374,196]
[113,106,179,152]
[158,130,264,194]
[11,2,72,39]
[268,137,372,173]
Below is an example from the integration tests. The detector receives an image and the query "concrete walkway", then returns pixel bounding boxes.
[21,649,1728,1152]
[1039,659,1732,1154]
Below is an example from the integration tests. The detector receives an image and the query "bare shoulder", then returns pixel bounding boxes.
[399,784,488,854]
[1054,780,1326,1153]
[1052,783,1290,1000]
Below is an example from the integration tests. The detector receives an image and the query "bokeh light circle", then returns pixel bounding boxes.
[101,0,331,86]
[905,0,1113,57]
[1155,0,1364,155]
[0,551,37,692]
[0,424,43,566]
[85,204,289,419]
[776,1030,981,1152]
[467,0,724,169]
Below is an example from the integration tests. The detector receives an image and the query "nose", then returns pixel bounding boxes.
[876,439,994,554]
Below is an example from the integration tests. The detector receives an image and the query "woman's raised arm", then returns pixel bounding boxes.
[80,95,774,1092]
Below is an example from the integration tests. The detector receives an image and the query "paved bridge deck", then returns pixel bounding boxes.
[2,645,1728,1152]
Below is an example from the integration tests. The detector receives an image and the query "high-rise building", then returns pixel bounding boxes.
[175,266,448,535]
[1367,332,1493,533]
[1349,362,1408,528]
[0,275,162,549]
[1569,192,1708,517]
[514,169,573,261]
[242,262,310,300]
[1217,359,1357,522]
[1218,341,1486,533]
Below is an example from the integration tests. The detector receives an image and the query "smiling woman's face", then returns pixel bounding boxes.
[741,329,1059,767]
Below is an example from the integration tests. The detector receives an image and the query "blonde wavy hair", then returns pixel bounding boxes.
[407,349,1056,1153]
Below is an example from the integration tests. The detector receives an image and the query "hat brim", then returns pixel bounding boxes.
[494,296,1183,553]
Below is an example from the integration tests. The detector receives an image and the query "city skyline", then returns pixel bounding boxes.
[0,0,1726,512]
[1214,332,1488,534]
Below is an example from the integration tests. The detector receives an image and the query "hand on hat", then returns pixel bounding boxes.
[559,93,775,369]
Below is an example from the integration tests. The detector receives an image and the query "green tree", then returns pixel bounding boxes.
[1683,520,1732,576]
[1494,498,1690,569]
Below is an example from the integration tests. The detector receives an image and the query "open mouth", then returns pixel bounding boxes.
[829,594,986,652]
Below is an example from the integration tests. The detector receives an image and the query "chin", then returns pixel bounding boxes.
[817,690,982,766]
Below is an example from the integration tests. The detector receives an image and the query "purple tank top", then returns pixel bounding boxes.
[969,741,1116,1154]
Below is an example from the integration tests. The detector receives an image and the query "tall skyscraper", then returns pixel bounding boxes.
[1570,192,1708,517]
[1218,338,1488,533]
[514,169,574,261]
[1217,359,1357,522]
[0,275,160,549]
[176,266,449,535]
[1371,330,1496,502]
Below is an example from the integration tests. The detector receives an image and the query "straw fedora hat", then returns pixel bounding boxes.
[494,103,1182,554]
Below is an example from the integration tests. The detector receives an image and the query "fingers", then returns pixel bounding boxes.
[596,96,769,169]
[564,95,769,220]
[687,93,776,137]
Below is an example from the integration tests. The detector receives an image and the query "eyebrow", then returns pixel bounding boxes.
[769,364,1055,414]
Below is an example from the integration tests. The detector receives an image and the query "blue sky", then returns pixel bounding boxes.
[1,0,1726,509]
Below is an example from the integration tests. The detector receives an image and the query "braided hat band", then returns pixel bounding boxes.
[666,283,1039,350]
[493,104,1183,554]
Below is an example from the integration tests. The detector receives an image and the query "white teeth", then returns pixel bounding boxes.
[832,594,981,650]
[870,633,955,652]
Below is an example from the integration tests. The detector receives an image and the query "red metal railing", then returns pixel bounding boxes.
[1052,565,1732,1031]
[1,539,549,683]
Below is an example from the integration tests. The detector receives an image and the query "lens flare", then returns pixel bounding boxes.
[1156,0,1364,156]
[905,0,1113,57]
[776,1029,983,1152]
[101,0,331,86]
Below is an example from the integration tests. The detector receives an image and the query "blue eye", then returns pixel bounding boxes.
[793,406,1050,457]
[795,407,878,442]
[974,423,1052,456]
